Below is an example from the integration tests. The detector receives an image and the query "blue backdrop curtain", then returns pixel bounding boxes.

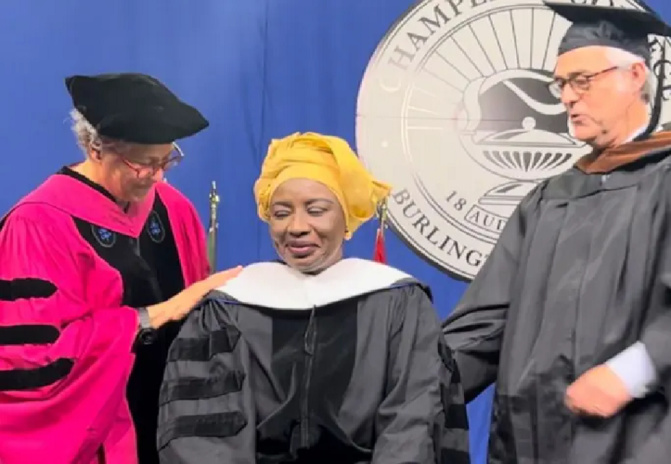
[1,1,669,462]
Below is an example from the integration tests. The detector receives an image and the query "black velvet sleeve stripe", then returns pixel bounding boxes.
[158,370,245,406]
[0,278,57,301]
[157,411,247,450]
[167,326,241,362]
[438,341,469,431]
[0,325,60,345]
[438,341,460,379]
[439,448,472,464]
[440,384,470,430]
[436,336,471,462]
[0,358,74,391]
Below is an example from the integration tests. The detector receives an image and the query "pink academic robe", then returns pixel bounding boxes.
[0,173,209,464]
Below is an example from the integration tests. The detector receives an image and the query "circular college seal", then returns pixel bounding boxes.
[356,0,671,280]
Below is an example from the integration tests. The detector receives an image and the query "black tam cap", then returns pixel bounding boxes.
[544,1,671,62]
[65,73,210,144]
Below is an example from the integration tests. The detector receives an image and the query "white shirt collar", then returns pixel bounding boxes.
[624,123,649,143]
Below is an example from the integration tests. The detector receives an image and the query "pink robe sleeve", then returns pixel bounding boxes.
[0,211,139,464]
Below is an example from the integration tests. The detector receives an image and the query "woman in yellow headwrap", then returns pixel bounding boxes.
[253,132,391,273]
[158,133,471,464]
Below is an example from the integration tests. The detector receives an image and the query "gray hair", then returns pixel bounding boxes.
[69,109,131,156]
[605,47,656,104]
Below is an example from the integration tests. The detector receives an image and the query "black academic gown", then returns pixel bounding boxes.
[442,149,671,463]
[60,168,187,464]
[157,258,471,464]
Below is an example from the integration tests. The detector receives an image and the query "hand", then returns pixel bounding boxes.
[565,364,633,418]
[147,265,243,328]
[203,266,245,291]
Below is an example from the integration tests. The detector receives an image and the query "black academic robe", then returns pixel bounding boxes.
[157,258,471,464]
[442,149,671,463]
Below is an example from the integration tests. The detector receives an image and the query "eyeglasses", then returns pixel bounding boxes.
[119,143,185,179]
[548,66,620,98]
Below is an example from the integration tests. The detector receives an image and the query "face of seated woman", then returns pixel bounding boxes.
[268,178,346,274]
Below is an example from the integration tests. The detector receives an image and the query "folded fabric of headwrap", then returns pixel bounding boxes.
[253,132,391,239]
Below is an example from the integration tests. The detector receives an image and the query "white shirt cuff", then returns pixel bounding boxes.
[605,341,659,398]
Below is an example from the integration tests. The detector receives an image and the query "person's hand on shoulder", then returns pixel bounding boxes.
[147,266,243,328]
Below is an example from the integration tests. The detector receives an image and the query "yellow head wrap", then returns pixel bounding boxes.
[253,132,391,239]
